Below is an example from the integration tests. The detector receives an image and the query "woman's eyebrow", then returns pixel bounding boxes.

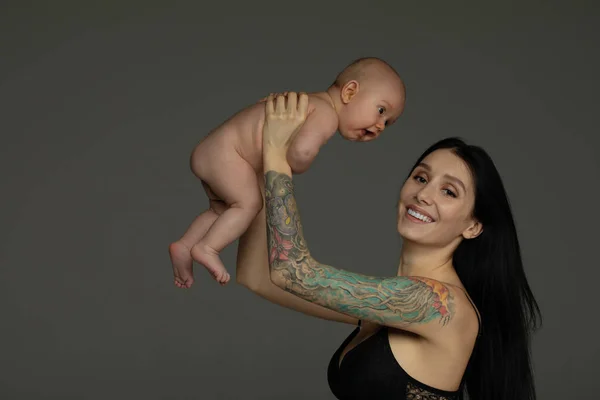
[444,174,466,192]
[417,162,466,192]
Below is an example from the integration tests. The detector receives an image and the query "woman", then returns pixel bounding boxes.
[236,92,541,399]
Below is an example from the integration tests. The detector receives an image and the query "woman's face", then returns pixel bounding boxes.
[397,149,482,247]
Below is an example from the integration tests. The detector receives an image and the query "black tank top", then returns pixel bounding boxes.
[327,292,481,399]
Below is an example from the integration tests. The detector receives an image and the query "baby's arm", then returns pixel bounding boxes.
[286,103,338,174]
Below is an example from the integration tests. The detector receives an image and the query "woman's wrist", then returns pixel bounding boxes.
[263,147,291,176]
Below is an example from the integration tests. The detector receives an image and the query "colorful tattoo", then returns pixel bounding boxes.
[264,170,454,326]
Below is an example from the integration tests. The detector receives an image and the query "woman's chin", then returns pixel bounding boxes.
[397,228,422,243]
[397,224,433,245]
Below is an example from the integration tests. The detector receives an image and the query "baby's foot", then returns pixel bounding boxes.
[190,243,230,285]
[169,241,195,288]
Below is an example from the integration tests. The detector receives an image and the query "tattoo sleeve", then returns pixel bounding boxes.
[264,170,455,327]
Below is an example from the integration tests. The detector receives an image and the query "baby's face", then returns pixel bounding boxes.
[338,81,405,142]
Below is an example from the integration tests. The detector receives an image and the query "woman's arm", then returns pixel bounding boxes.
[235,181,358,325]
[262,93,459,337]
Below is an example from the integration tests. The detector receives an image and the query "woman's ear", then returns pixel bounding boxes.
[462,220,483,239]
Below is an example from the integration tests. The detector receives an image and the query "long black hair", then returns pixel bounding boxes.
[407,137,542,400]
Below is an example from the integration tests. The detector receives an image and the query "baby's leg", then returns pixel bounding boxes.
[191,157,263,285]
[169,198,223,289]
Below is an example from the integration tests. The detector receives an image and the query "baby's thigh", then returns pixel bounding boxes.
[200,154,262,211]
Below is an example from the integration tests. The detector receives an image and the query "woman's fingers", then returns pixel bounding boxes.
[266,93,275,115]
[297,92,308,117]
[275,93,286,114]
[287,92,297,115]
[265,91,308,121]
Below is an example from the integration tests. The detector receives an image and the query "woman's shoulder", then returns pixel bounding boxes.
[398,277,480,345]
[370,276,480,345]
[436,282,481,345]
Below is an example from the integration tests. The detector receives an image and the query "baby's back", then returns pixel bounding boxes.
[191,93,334,173]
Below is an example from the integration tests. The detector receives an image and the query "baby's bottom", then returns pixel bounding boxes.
[170,156,262,288]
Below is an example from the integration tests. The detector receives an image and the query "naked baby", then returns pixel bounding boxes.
[169,57,406,288]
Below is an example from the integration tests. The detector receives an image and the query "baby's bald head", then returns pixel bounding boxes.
[331,57,405,95]
[328,57,406,142]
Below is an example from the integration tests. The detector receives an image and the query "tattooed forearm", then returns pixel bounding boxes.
[264,170,454,326]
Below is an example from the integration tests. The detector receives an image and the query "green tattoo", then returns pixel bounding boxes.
[264,170,454,326]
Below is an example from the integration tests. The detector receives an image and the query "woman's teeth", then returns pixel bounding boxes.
[408,208,433,223]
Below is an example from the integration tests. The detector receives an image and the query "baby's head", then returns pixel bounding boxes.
[328,57,406,142]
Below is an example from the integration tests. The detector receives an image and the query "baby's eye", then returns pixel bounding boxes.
[378,106,385,114]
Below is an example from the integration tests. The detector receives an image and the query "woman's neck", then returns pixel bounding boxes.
[397,241,456,280]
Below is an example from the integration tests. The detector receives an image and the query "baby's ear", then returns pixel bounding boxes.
[341,80,359,104]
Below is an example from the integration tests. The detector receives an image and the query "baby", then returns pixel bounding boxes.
[169,57,406,288]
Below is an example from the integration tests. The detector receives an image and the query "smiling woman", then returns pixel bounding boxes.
[397,149,483,248]
[236,93,542,400]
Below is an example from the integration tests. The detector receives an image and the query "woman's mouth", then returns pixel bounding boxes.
[406,207,434,223]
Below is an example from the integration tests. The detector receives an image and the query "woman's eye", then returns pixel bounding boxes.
[414,176,426,183]
[443,189,457,198]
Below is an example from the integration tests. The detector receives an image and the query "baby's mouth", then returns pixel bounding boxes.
[362,129,375,137]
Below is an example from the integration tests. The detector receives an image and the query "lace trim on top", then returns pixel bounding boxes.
[406,381,458,400]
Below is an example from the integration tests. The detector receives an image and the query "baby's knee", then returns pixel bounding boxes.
[234,194,263,215]
[209,200,228,215]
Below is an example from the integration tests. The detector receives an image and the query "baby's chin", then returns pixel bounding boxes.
[338,129,362,141]
[337,130,352,140]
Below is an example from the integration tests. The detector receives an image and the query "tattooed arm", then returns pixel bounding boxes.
[261,93,457,336]
[235,179,358,326]
[263,171,455,335]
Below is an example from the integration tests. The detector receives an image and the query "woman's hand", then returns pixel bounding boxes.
[262,92,309,162]
[257,91,289,103]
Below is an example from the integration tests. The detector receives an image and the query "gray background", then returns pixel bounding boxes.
[1,1,598,399]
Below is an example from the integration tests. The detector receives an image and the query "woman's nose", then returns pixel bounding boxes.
[416,187,433,205]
